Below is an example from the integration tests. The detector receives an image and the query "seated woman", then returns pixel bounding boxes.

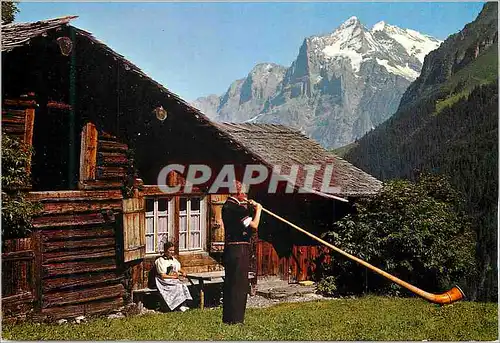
[155,241,192,312]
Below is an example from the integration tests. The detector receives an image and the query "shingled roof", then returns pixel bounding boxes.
[1,16,78,52]
[214,123,382,197]
[2,16,382,199]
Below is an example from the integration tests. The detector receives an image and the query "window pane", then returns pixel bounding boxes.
[191,198,200,211]
[158,199,168,212]
[158,216,168,234]
[190,232,201,249]
[190,215,200,232]
[146,217,154,234]
[146,234,155,253]
[157,234,168,252]
[146,199,154,212]
[179,233,187,250]
[180,198,187,212]
[179,215,187,233]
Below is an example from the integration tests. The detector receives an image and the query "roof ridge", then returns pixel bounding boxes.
[2,15,78,27]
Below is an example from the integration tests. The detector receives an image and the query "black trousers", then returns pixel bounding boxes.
[222,244,250,324]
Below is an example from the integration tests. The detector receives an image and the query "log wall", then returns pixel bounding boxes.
[79,130,130,191]
[1,238,36,319]
[28,190,125,320]
[1,98,36,144]
[256,240,328,282]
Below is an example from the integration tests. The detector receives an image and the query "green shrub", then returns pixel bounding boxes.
[316,275,338,297]
[1,135,41,239]
[319,173,476,297]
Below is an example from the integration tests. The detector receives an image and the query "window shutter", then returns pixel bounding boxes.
[79,122,98,183]
[123,196,146,262]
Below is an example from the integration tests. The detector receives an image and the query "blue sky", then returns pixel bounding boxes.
[17,2,485,101]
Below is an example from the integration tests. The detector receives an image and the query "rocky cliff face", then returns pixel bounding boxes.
[398,2,498,108]
[192,94,220,120]
[193,17,441,148]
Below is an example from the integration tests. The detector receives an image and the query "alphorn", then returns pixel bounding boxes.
[252,203,464,305]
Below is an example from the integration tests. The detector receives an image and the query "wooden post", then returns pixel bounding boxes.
[167,171,177,187]
[199,280,205,310]
[174,197,180,255]
[69,26,77,189]
[24,108,35,174]
[33,231,43,313]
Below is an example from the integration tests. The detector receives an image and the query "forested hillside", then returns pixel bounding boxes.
[344,2,498,301]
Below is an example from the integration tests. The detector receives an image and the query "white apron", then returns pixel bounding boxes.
[154,256,192,310]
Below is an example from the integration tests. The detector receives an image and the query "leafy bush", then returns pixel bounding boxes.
[316,275,338,297]
[319,173,476,297]
[2,135,32,189]
[1,135,41,239]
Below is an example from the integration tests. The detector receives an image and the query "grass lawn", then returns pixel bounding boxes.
[2,296,497,341]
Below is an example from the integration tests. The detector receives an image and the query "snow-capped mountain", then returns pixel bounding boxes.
[193,17,442,148]
[312,16,440,81]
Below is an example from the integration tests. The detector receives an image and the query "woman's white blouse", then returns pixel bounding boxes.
[155,256,181,275]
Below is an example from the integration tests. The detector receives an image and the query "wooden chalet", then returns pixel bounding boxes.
[1,16,382,321]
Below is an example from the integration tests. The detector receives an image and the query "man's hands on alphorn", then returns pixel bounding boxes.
[247,199,262,210]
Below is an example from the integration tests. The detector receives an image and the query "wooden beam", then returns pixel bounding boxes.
[43,237,115,252]
[1,292,34,304]
[38,296,123,321]
[24,108,35,174]
[97,151,129,166]
[41,200,122,215]
[46,101,72,110]
[41,227,115,241]
[42,284,124,308]
[1,250,35,261]
[3,99,37,107]
[140,184,205,197]
[43,271,122,292]
[78,180,124,190]
[98,140,128,153]
[33,212,110,228]
[42,258,117,277]
[28,189,123,201]
[43,248,116,264]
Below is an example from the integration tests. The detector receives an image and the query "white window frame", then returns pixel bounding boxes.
[145,196,207,255]
[179,197,207,253]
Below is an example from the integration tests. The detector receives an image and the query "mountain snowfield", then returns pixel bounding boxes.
[193,16,442,148]
[308,16,441,82]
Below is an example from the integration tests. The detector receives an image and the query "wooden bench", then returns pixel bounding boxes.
[133,271,255,310]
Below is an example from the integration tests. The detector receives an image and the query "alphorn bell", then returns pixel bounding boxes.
[249,201,465,305]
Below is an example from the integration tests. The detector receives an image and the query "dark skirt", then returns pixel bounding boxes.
[222,244,250,324]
